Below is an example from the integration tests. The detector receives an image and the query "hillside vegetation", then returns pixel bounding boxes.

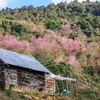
[0,1,100,100]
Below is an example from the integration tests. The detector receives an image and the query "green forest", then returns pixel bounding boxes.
[0,1,100,100]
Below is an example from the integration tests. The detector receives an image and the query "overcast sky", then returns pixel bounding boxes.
[0,0,99,9]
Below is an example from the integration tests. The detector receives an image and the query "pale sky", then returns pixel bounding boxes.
[0,0,99,9]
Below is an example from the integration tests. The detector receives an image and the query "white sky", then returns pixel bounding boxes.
[0,0,12,9]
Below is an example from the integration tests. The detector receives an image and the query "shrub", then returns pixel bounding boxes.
[45,20,62,30]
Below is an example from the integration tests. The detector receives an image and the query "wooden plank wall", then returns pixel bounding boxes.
[17,68,45,91]
[5,66,18,89]
[0,61,52,93]
[0,60,5,89]
[4,65,45,91]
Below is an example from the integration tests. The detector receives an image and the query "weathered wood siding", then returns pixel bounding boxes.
[17,68,45,91]
[0,60,5,89]
[5,66,18,89]
[4,66,45,91]
[0,60,55,94]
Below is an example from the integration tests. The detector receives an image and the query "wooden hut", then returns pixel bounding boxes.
[0,49,55,94]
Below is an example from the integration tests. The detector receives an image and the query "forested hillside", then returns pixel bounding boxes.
[0,1,100,100]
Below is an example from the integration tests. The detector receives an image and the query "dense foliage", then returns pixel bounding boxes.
[0,1,100,99]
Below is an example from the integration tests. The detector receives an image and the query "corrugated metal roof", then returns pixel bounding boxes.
[0,49,51,73]
[50,74,76,81]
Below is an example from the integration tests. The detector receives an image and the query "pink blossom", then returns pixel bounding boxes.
[69,56,80,67]
[62,23,70,31]
[59,37,82,53]
[55,56,64,63]
[1,35,23,50]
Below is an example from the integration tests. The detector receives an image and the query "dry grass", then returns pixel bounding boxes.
[0,90,74,100]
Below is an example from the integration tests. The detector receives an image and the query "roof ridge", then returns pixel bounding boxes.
[0,48,33,58]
